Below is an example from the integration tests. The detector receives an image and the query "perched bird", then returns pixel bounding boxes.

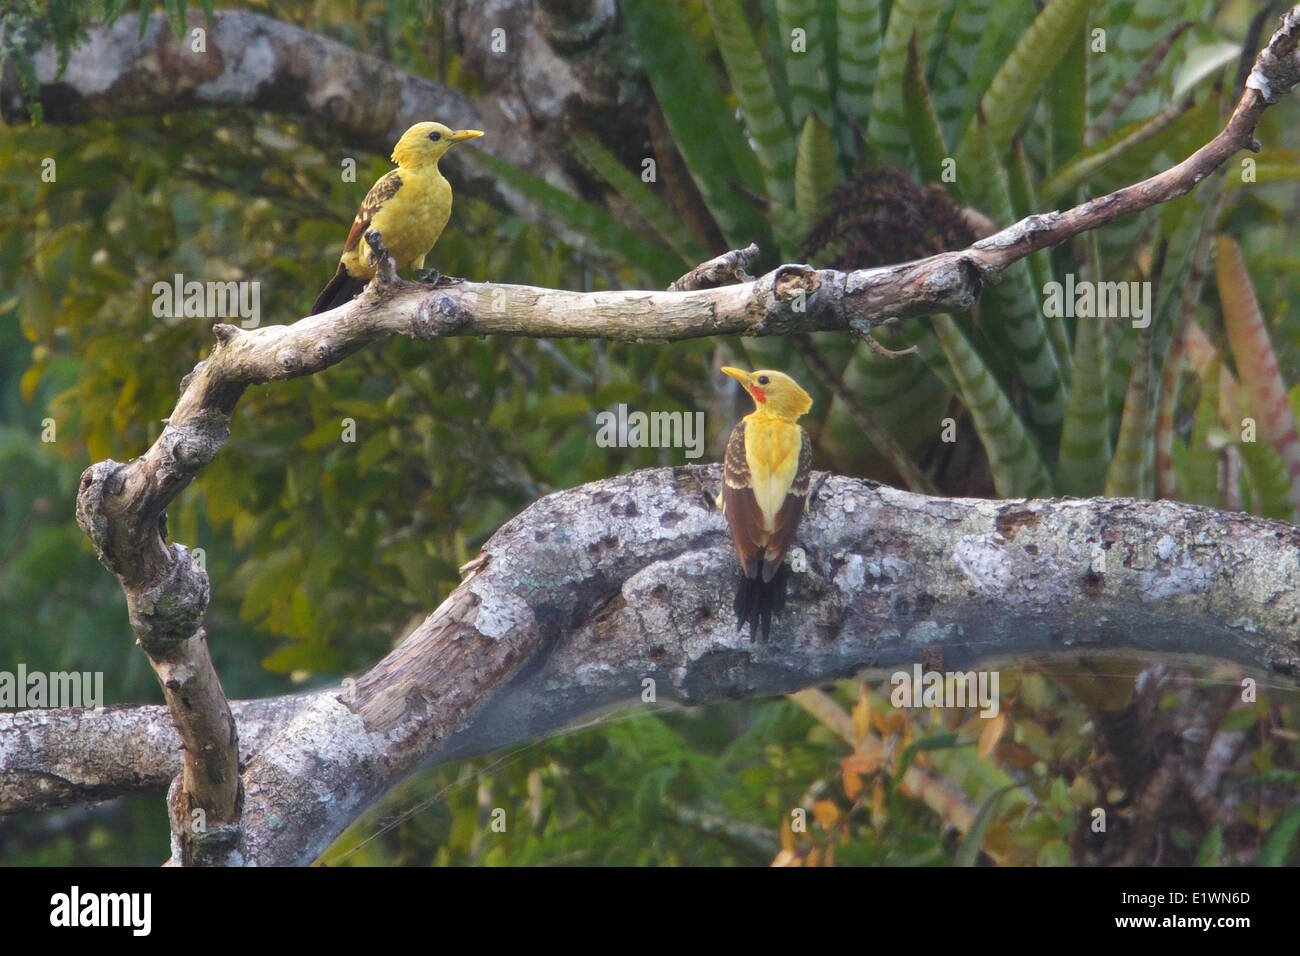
[310,121,484,315]
[718,366,814,641]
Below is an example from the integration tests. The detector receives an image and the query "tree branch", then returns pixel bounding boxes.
[0,8,617,248]
[24,5,1300,864]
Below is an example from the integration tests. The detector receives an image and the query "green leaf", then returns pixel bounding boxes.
[1259,805,1300,866]
[1104,326,1153,498]
[571,134,705,265]
[1193,826,1223,866]
[703,0,797,224]
[932,314,1054,497]
[794,112,837,230]
[1182,357,1222,507]
[963,116,1066,437]
[931,0,995,144]
[777,0,830,126]
[955,0,1094,165]
[621,0,771,250]
[1047,18,1087,174]
[833,0,884,139]
[1057,234,1113,495]
[469,150,681,285]
[901,32,948,186]
[955,784,1017,866]
[1237,437,1295,521]
[867,0,947,166]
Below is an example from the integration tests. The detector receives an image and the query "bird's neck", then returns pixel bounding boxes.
[745,407,799,425]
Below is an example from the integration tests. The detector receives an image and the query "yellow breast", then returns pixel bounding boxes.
[743,417,802,529]
[345,169,452,274]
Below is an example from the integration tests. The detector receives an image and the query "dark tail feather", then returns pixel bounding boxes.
[734,564,791,642]
[310,264,367,315]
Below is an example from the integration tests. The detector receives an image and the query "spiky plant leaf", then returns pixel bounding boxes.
[1056,233,1111,495]
[621,0,771,250]
[954,0,1095,166]
[931,0,995,145]
[1104,325,1153,498]
[963,115,1066,437]
[571,134,707,266]
[703,0,798,220]
[794,113,837,229]
[931,314,1053,497]
[833,0,884,142]
[867,0,946,166]
[777,0,831,126]
[1217,235,1300,514]
[901,31,948,186]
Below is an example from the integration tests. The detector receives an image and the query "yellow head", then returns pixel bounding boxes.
[390,122,484,169]
[721,367,813,420]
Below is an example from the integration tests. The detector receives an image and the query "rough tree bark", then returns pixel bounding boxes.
[0,5,657,251]
[8,468,1300,862]
[4,7,1300,865]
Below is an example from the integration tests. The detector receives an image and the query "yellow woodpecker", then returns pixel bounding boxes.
[310,121,484,315]
[719,367,814,641]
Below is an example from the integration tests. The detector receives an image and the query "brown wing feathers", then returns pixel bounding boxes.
[722,422,764,579]
[723,421,811,641]
[309,172,404,315]
[342,171,402,254]
[761,426,812,582]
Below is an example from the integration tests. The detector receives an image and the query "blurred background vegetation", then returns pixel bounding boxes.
[1,0,1298,865]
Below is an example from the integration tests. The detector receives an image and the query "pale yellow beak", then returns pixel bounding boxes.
[450,129,485,142]
[721,366,750,386]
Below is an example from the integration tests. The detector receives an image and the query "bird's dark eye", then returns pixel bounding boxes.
[428,131,442,141]
[757,375,769,385]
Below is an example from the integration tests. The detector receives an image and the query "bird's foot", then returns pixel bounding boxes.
[416,269,465,287]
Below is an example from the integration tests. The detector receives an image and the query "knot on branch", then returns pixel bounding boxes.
[925,255,983,311]
[1248,9,1300,103]
[669,243,761,292]
[410,292,468,340]
[127,544,211,655]
[757,264,822,331]
[167,775,244,866]
[158,408,231,478]
[76,460,129,571]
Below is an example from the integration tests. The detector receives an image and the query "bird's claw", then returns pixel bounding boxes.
[417,269,465,287]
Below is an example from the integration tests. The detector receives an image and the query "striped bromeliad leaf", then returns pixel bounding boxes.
[622,0,771,251]
[953,0,1096,169]
[1057,232,1112,496]
[1217,235,1300,515]
[1180,354,1222,509]
[832,0,884,147]
[931,313,1053,498]
[703,0,798,237]
[1237,437,1296,521]
[931,0,994,148]
[794,112,837,230]
[571,134,707,267]
[962,115,1066,437]
[867,0,947,167]
[1104,324,1153,498]
[777,0,832,128]
[901,30,949,188]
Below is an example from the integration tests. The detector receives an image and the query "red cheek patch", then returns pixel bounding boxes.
[749,386,766,403]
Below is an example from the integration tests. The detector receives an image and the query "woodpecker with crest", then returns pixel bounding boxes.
[310,121,484,315]
[718,367,814,641]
